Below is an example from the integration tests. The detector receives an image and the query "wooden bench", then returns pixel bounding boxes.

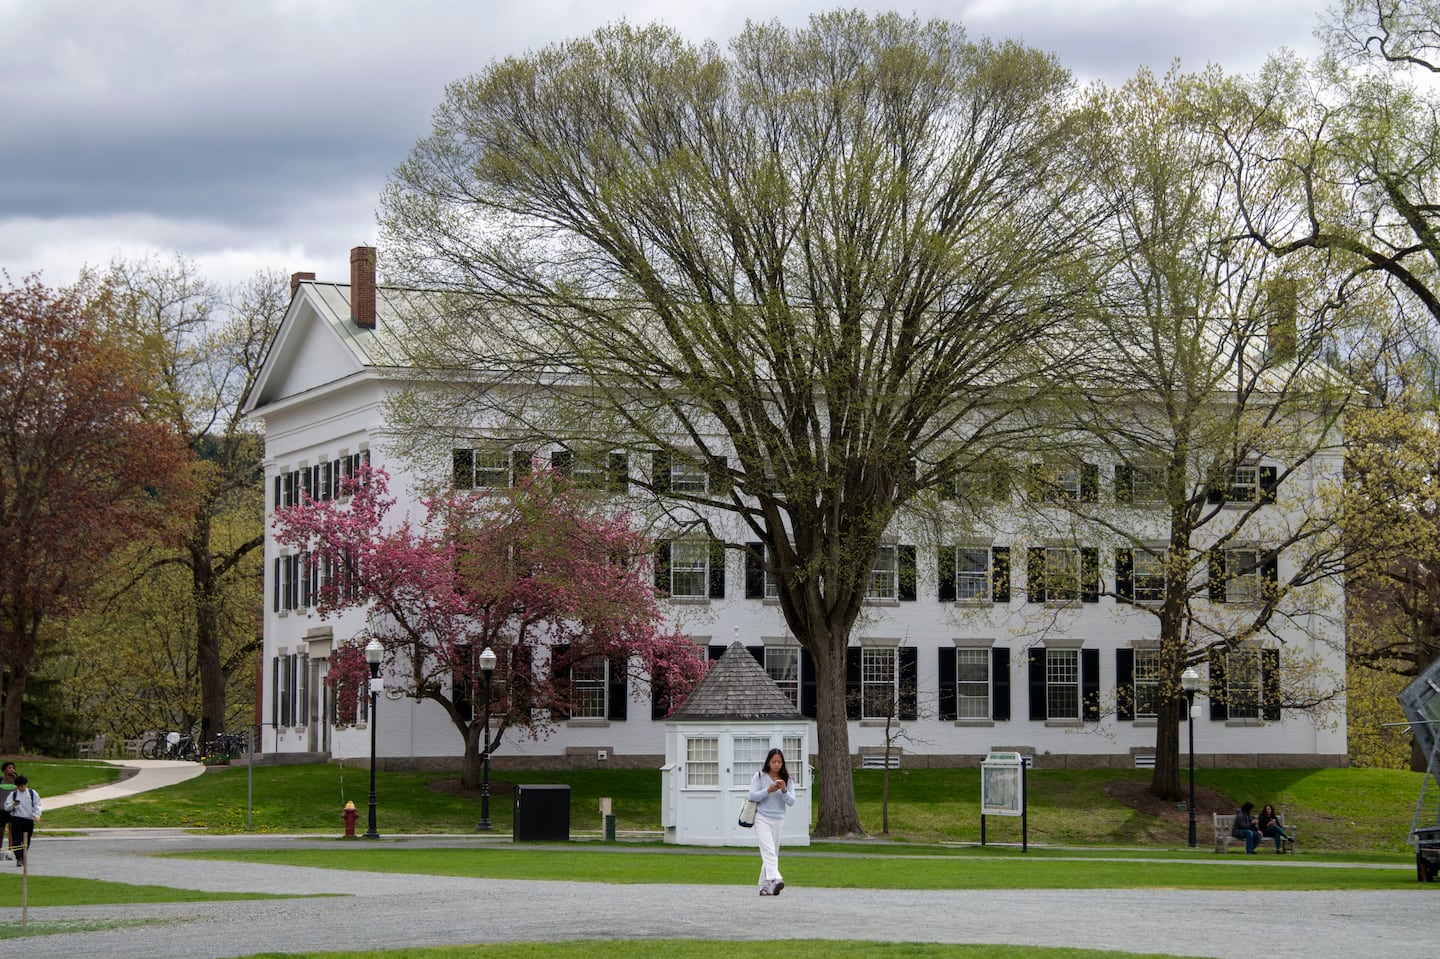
[1212,812,1298,853]
[76,734,107,759]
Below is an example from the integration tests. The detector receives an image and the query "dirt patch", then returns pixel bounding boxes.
[1104,779,1236,824]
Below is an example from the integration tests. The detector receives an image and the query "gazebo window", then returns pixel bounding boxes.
[686,737,719,786]
[783,734,804,786]
[733,736,770,785]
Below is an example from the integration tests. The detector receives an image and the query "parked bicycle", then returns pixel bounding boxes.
[204,731,250,759]
[139,730,201,762]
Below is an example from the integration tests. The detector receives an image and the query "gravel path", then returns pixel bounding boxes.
[3,831,1434,959]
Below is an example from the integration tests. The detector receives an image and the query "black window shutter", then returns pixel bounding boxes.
[1263,551,1279,598]
[1259,465,1278,503]
[650,672,669,721]
[800,648,817,718]
[708,540,726,599]
[745,542,765,599]
[1262,648,1281,721]
[1206,464,1227,504]
[1028,649,1047,720]
[708,455,730,496]
[512,449,533,482]
[993,547,1011,603]
[454,644,474,723]
[273,475,281,511]
[607,656,628,721]
[271,657,280,727]
[898,545,917,601]
[608,452,629,493]
[510,645,535,717]
[550,643,572,720]
[1028,546,1046,603]
[1081,547,1101,603]
[938,546,956,602]
[1081,463,1099,502]
[937,647,957,721]
[846,647,862,720]
[899,647,918,720]
[1209,649,1229,721]
[452,448,473,489]
[1082,648,1100,721]
[272,557,281,613]
[1209,549,1227,602]
[1115,548,1134,603]
[652,450,672,492]
[320,460,332,500]
[550,449,572,476]
[1114,464,1133,504]
[992,647,1011,721]
[654,543,671,594]
[1116,649,1135,720]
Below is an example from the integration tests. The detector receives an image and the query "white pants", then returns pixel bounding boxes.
[755,815,783,887]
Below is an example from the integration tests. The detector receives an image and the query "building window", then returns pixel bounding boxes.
[956,648,991,719]
[867,546,898,601]
[686,737,719,787]
[862,646,898,719]
[1131,463,1167,503]
[1227,648,1263,719]
[1044,547,1080,603]
[670,541,710,598]
[1225,548,1262,604]
[1133,549,1166,603]
[782,735,804,787]
[670,460,709,494]
[766,647,800,709]
[1133,648,1161,719]
[733,736,771,786]
[272,652,308,728]
[1046,648,1080,720]
[956,547,991,602]
[570,655,607,719]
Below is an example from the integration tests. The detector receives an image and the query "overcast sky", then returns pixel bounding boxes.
[0,0,1331,292]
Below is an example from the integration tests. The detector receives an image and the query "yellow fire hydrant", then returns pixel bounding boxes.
[343,800,359,839]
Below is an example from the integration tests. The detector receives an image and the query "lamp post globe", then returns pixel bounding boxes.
[478,646,497,832]
[364,638,384,840]
[1181,667,1200,849]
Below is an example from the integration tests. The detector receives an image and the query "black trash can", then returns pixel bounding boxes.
[513,784,570,841]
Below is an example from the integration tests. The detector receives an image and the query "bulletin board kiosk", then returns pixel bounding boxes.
[980,750,1028,852]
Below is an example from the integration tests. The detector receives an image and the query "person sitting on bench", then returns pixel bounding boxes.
[1231,802,1262,855]
[1257,802,1292,853]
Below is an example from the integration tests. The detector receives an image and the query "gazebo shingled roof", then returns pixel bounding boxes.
[670,642,803,721]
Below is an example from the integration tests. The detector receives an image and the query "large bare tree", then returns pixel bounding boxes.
[379,11,1100,835]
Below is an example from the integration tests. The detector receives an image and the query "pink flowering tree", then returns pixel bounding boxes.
[275,466,706,788]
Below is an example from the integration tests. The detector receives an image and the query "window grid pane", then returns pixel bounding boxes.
[474,448,510,488]
[733,737,771,786]
[1046,547,1080,602]
[1133,649,1161,718]
[671,462,708,493]
[1046,648,1080,719]
[956,548,991,602]
[571,656,606,719]
[1134,550,1166,603]
[686,737,719,786]
[765,647,800,709]
[1228,649,1262,719]
[1226,549,1261,604]
[955,647,990,718]
[782,735,803,786]
[671,541,709,598]
[862,646,897,718]
[867,546,897,600]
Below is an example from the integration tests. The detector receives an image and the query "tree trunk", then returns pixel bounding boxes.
[1,666,28,754]
[811,640,863,837]
[460,721,484,789]
[1151,692,1184,801]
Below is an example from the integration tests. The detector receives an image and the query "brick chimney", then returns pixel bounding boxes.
[350,246,377,329]
[289,271,315,299]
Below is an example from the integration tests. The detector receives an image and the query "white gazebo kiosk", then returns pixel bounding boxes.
[662,643,812,846]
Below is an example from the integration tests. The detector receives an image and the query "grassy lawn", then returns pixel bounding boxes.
[170,843,1420,890]
[0,873,303,908]
[236,944,1208,959]
[42,762,1428,854]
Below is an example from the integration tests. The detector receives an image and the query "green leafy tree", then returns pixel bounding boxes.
[0,275,191,751]
[379,11,1100,835]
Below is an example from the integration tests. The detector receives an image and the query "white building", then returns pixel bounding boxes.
[243,248,1348,772]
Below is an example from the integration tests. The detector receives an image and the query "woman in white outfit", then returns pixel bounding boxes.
[748,747,796,896]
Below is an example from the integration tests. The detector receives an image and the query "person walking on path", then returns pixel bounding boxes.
[748,747,796,896]
[3,774,40,867]
[0,761,17,860]
[1231,801,1262,855]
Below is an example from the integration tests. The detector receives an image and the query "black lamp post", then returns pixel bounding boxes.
[477,645,497,832]
[1181,666,1199,849]
[364,637,383,840]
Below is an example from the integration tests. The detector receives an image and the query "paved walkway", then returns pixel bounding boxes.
[6,764,1433,959]
[45,759,208,810]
